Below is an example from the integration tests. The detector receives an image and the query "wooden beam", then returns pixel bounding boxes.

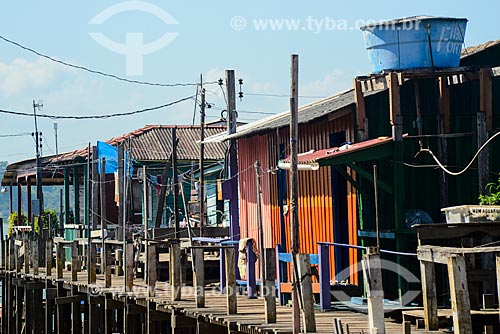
[104,243,112,288]
[71,240,78,281]
[46,238,53,276]
[448,255,472,334]
[420,261,438,330]
[89,242,97,284]
[418,245,500,264]
[125,242,134,292]
[55,294,86,305]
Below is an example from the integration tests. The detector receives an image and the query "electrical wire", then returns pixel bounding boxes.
[0,96,193,120]
[418,131,500,176]
[0,34,218,88]
[0,132,32,138]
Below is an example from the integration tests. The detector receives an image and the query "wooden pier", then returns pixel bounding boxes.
[0,232,449,334]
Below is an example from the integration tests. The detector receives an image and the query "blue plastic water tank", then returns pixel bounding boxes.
[360,16,468,73]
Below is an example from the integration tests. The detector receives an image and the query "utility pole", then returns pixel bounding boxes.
[172,126,180,238]
[199,75,206,236]
[289,54,301,334]
[54,122,59,159]
[32,100,44,228]
[254,161,265,284]
[225,70,240,242]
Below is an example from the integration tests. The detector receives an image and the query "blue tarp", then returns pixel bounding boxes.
[96,141,133,176]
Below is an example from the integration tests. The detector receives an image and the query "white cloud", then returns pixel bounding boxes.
[0,57,71,96]
[300,70,352,98]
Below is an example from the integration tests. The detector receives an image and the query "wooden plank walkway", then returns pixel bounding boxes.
[14,267,449,334]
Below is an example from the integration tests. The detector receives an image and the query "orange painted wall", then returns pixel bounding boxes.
[237,109,358,284]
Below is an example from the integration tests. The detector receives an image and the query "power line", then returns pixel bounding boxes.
[0,34,217,88]
[0,132,31,138]
[0,95,193,120]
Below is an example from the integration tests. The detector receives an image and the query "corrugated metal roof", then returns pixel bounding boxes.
[204,89,356,143]
[461,40,500,58]
[54,125,228,163]
[280,136,393,164]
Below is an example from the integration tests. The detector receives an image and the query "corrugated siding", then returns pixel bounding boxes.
[237,110,358,283]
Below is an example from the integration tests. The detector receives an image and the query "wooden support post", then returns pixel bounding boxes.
[495,254,500,329]
[32,238,39,275]
[89,242,96,284]
[225,247,237,315]
[16,284,23,334]
[447,255,472,334]
[24,234,30,274]
[246,240,257,298]
[71,240,78,281]
[104,243,112,288]
[193,248,205,307]
[170,243,180,300]
[15,238,22,273]
[318,243,331,311]
[88,296,101,334]
[148,243,157,298]
[57,282,70,333]
[45,287,56,334]
[354,78,368,141]
[480,68,493,132]
[56,241,65,279]
[477,111,489,195]
[264,248,276,323]
[147,301,158,334]
[8,238,15,271]
[297,253,316,332]
[116,248,124,276]
[362,247,385,334]
[72,286,82,334]
[125,242,134,292]
[439,76,451,133]
[403,321,411,334]
[46,238,53,276]
[420,261,438,330]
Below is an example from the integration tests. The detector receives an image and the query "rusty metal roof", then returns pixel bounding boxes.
[462,40,500,58]
[203,89,356,143]
[280,137,393,165]
[109,125,228,161]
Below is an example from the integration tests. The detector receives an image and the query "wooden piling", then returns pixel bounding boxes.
[125,242,134,292]
[104,242,112,288]
[24,234,30,274]
[148,243,157,298]
[46,238,53,276]
[225,246,237,315]
[89,242,97,284]
[193,248,205,307]
[420,261,438,330]
[297,253,316,332]
[56,241,65,279]
[447,255,472,334]
[362,247,385,334]
[71,240,79,281]
[33,238,39,275]
[170,242,181,301]
[264,248,276,323]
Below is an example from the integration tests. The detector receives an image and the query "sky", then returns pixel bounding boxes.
[0,0,498,163]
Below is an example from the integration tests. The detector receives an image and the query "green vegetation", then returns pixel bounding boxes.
[7,211,27,236]
[34,209,59,235]
[479,176,500,205]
